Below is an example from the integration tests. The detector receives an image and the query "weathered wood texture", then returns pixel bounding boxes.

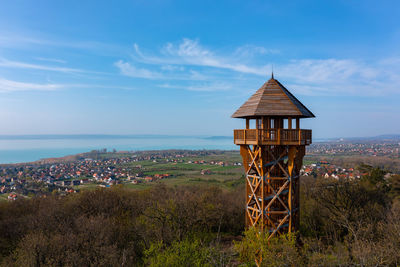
[233,129,312,145]
[232,77,314,240]
[233,77,314,266]
[241,144,305,237]
[231,78,315,118]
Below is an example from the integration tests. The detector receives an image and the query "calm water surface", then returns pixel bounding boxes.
[0,136,236,164]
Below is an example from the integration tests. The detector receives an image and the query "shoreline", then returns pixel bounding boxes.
[0,148,240,166]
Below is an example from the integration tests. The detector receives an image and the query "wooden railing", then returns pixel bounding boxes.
[233,129,312,145]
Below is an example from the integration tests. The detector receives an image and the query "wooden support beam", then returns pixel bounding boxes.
[261,117,266,129]
[240,134,307,256]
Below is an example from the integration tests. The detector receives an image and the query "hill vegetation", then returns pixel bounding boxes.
[0,166,399,266]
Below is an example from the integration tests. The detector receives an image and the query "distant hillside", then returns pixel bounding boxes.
[338,134,400,142]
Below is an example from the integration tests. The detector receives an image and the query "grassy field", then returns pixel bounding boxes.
[71,151,245,191]
[124,153,245,190]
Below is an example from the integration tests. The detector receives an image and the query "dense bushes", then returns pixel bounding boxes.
[287,169,399,266]
[234,172,400,266]
[0,184,244,266]
[235,228,300,266]
[0,167,399,266]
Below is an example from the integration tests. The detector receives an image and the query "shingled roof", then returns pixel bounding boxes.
[231,77,315,118]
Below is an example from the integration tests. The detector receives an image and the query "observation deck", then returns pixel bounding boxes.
[233,129,312,146]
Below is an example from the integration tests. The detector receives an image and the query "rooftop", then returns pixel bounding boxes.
[232,76,315,118]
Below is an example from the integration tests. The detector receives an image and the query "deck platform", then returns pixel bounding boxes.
[233,129,312,146]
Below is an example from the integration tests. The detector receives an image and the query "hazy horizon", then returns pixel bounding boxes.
[0,133,399,140]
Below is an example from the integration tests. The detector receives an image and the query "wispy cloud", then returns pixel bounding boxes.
[0,34,48,47]
[117,38,400,96]
[0,77,138,93]
[35,57,67,64]
[114,60,163,79]
[0,31,126,56]
[158,82,232,92]
[278,58,400,96]
[233,44,280,58]
[0,78,64,92]
[0,58,111,78]
[132,39,269,75]
[114,60,212,81]
[0,58,84,73]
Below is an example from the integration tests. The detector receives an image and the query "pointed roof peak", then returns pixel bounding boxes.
[231,78,315,119]
[271,65,274,80]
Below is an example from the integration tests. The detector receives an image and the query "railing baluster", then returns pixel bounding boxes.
[234,128,311,145]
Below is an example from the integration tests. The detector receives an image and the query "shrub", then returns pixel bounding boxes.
[144,239,212,267]
[234,227,301,267]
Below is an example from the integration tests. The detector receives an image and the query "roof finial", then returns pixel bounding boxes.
[271,64,274,79]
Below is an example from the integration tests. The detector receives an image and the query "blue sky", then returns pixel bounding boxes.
[0,0,399,138]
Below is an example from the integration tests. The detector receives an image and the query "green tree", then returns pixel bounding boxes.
[389,174,400,200]
[234,227,301,267]
[144,239,213,267]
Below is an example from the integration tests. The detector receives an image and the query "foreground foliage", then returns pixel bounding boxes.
[0,185,243,266]
[235,228,300,267]
[0,166,399,266]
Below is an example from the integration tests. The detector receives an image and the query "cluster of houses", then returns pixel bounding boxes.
[7,193,17,201]
[187,160,242,167]
[308,142,400,158]
[131,173,171,184]
[301,161,361,180]
[0,150,233,200]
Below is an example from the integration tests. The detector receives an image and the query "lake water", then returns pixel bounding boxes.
[0,136,237,164]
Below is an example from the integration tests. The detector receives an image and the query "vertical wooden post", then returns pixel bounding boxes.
[256,119,259,143]
[288,170,292,232]
[260,146,264,229]
[230,77,315,267]
[277,128,281,144]
[298,129,301,145]
[261,117,265,142]
[277,118,283,129]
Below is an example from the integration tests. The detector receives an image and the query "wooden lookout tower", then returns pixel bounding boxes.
[232,74,314,238]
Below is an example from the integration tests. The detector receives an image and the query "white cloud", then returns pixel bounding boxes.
[278,58,400,96]
[114,60,210,81]
[0,78,64,92]
[0,58,84,73]
[161,65,185,71]
[234,44,279,58]
[35,57,67,64]
[121,39,400,96]
[0,77,138,93]
[0,31,126,56]
[114,60,162,79]
[159,82,231,92]
[133,38,269,75]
